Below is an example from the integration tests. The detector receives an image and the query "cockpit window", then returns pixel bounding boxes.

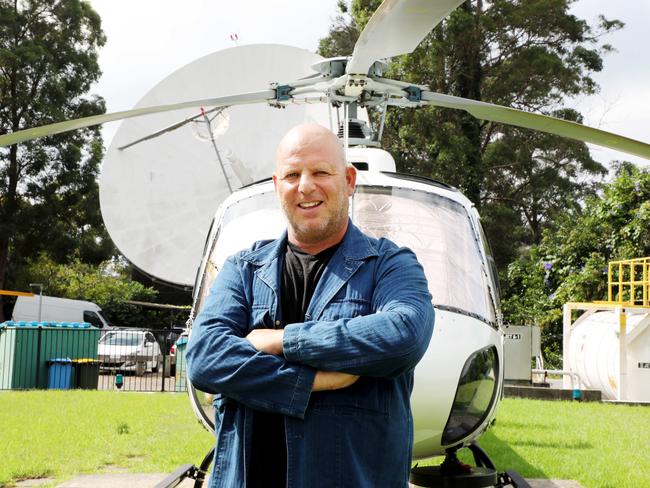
[197,185,495,323]
[353,186,494,323]
[197,192,284,307]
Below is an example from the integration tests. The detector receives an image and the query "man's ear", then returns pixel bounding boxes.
[272,174,278,192]
[346,165,357,196]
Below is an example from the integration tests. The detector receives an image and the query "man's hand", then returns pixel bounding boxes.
[246,329,284,355]
[312,371,359,391]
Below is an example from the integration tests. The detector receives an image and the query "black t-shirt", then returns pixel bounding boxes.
[247,241,340,487]
[281,241,340,324]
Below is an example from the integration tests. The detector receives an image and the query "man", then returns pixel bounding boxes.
[187,124,434,488]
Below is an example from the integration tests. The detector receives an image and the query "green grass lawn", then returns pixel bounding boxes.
[0,390,213,487]
[426,398,650,488]
[1,392,648,487]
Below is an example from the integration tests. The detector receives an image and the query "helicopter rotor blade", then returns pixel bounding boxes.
[419,91,650,160]
[118,106,228,150]
[0,90,275,148]
[346,0,464,75]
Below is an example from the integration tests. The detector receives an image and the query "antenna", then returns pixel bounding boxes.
[199,107,233,194]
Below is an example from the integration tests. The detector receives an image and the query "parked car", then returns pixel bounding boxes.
[98,330,161,375]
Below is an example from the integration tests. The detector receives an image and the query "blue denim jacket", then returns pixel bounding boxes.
[187,222,434,488]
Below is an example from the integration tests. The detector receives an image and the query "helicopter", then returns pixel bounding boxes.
[2,1,650,486]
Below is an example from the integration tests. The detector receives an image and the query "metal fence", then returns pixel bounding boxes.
[0,324,188,392]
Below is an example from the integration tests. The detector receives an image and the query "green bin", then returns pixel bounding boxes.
[174,337,188,392]
[73,358,100,389]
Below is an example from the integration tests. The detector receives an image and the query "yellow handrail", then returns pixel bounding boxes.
[607,257,650,307]
[0,289,35,297]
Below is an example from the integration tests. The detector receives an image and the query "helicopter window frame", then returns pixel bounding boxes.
[194,191,283,313]
[475,219,502,323]
[193,213,219,299]
[462,209,499,327]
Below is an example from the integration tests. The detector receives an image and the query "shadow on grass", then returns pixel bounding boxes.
[469,431,548,479]
[419,430,550,479]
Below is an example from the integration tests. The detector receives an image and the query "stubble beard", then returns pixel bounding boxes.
[284,197,349,245]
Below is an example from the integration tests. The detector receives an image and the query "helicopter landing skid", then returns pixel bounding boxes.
[155,441,530,488]
[153,447,214,488]
[410,442,532,488]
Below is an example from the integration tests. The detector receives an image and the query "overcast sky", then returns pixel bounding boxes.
[88,0,650,168]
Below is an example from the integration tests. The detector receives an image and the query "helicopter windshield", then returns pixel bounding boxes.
[198,185,495,324]
[353,186,494,323]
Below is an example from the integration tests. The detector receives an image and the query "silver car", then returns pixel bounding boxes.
[98,330,161,375]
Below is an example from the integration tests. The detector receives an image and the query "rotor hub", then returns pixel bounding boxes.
[311,57,388,78]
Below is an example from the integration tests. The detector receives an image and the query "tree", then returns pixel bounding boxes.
[0,0,111,319]
[481,108,606,268]
[318,0,620,270]
[10,253,188,328]
[318,0,359,58]
[503,164,650,367]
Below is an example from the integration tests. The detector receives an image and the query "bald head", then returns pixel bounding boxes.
[272,123,356,254]
[275,124,346,172]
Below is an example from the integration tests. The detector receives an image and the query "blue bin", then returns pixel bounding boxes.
[47,358,73,389]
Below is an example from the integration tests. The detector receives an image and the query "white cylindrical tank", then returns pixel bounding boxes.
[567,310,650,401]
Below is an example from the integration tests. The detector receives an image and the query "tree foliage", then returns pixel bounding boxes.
[11,253,187,328]
[0,0,112,319]
[481,108,606,267]
[503,164,650,366]
[318,0,360,57]
[318,0,621,270]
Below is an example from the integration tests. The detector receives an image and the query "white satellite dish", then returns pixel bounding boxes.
[99,44,330,286]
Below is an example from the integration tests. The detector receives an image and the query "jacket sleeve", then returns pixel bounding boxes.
[186,255,316,419]
[282,245,434,378]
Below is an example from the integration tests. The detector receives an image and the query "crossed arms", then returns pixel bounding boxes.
[186,244,433,419]
[246,329,358,391]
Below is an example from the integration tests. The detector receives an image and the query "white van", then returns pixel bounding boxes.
[12,295,114,332]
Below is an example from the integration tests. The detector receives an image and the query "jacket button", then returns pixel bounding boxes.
[275,320,280,326]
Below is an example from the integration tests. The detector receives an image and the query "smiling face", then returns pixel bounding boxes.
[273,124,356,254]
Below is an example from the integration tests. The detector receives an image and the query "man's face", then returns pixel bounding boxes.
[273,130,356,247]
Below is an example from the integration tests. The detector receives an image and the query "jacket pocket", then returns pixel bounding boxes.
[319,298,371,321]
[213,393,233,412]
[250,307,275,330]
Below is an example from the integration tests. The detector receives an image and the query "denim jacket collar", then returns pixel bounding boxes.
[239,221,380,320]
[239,220,379,266]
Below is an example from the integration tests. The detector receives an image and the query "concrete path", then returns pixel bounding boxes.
[54,473,194,487]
